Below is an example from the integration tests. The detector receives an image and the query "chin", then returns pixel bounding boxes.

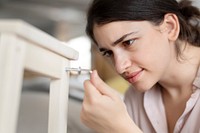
[131,82,155,92]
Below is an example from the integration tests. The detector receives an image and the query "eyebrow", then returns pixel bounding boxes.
[99,31,138,52]
[113,31,137,45]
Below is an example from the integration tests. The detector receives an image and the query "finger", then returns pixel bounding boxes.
[90,70,118,97]
[83,79,101,101]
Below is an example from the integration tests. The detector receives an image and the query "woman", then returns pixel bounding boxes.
[81,0,200,132]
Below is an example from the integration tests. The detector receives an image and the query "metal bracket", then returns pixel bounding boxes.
[65,66,92,75]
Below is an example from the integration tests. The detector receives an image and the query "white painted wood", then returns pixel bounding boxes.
[48,59,70,133]
[0,19,79,60]
[24,40,64,79]
[0,19,79,133]
[0,33,26,133]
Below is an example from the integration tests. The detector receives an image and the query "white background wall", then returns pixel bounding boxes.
[177,0,200,8]
[192,0,200,8]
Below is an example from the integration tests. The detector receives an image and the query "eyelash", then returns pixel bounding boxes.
[122,39,135,47]
[101,39,136,57]
[102,50,113,57]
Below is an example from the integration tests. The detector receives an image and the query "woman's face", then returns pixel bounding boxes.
[93,21,173,91]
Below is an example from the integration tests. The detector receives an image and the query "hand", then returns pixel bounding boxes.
[80,70,142,133]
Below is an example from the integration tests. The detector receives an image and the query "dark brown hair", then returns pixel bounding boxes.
[86,0,200,47]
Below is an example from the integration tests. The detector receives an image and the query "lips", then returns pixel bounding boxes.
[124,69,143,83]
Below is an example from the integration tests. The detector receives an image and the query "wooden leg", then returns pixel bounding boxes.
[0,34,26,133]
[48,59,70,133]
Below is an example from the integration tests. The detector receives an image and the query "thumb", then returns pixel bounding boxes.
[90,70,119,98]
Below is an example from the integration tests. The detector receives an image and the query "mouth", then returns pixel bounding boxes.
[124,69,143,83]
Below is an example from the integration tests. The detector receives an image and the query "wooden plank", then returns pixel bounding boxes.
[48,59,70,133]
[0,19,79,60]
[24,39,65,79]
[0,33,26,133]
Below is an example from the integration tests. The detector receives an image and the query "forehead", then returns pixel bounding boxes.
[93,21,156,45]
[94,21,139,36]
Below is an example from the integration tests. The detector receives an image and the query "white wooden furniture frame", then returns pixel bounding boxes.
[0,19,79,133]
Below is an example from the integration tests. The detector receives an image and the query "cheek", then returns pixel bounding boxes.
[135,35,171,70]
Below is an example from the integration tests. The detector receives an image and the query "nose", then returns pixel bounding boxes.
[114,53,130,74]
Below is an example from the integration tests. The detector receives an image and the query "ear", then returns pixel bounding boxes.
[160,13,180,41]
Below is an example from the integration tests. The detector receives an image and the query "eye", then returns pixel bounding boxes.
[122,39,135,47]
[102,50,113,57]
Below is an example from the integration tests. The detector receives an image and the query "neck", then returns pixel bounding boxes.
[159,43,200,98]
